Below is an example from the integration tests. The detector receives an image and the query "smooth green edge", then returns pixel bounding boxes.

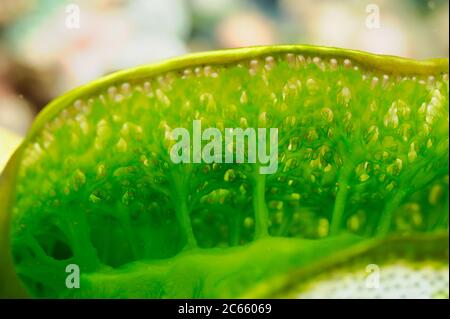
[25,44,450,141]
[243,231,449,298]
[0,151,28,298]
[8,45,450,170]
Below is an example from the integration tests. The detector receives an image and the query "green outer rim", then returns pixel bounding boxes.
[0,44,448,298]
[0,151,28,298]
[26,44,449,141]
[243,232,449,298]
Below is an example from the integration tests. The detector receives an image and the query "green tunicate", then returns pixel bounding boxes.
[0,45,448,298]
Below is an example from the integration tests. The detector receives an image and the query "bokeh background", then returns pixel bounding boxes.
[0,0,448,139]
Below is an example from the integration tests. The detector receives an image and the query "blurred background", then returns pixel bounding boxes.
[0,0,448,139]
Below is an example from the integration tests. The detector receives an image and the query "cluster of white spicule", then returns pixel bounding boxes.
[296,262,449,299]
[21,52,448,170]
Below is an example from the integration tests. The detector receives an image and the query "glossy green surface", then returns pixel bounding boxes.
[1,45,448,298]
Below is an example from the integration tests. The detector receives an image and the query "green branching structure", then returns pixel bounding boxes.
[0,45,448,298]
